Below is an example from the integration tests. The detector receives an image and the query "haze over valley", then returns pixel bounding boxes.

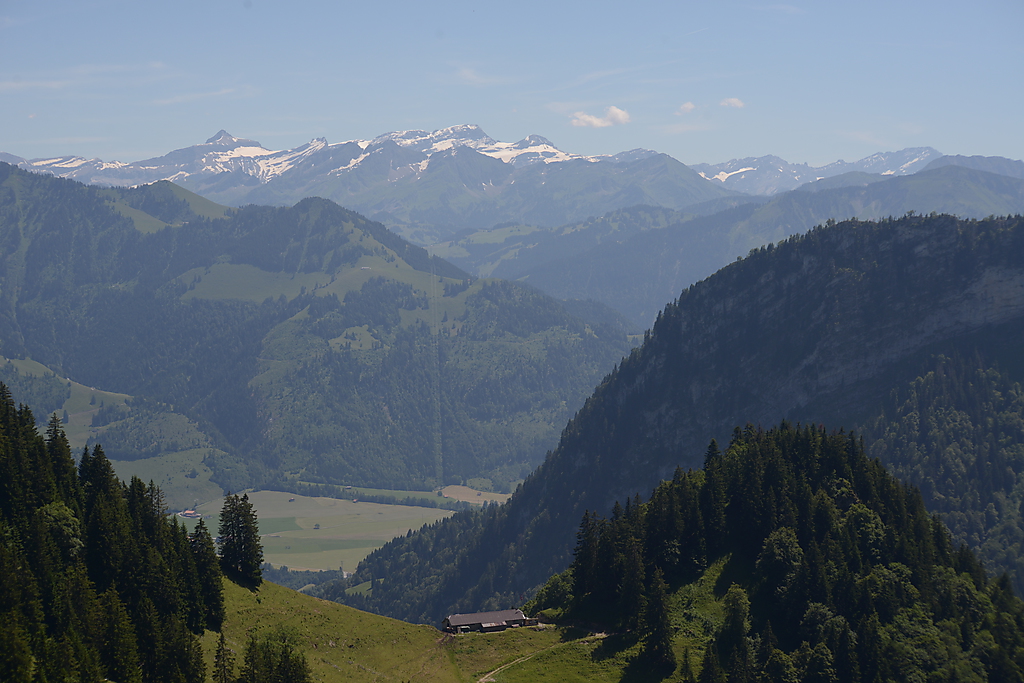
[3,1,1024,681]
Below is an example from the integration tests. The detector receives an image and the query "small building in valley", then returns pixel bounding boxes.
[443,609,528,633]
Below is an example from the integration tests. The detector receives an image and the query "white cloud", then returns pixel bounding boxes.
[675,102,696,115]
[720,97,745,108]
[570,106,631,128]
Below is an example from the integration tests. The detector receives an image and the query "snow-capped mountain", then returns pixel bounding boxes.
[690,147,942,195]
[7,128,996,242]
[10,125,633,190]
[1,125,718,243]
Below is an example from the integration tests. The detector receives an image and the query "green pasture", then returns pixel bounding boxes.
[203,579,465,683]
[163,181,231,219]
[194,490,453,571]
[179,263,335,302]
[0,353,130,447]
[109,202,167,233]
[110,448,225,512]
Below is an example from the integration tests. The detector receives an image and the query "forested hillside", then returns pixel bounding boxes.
[0,162,630,497]
[529,424,1024,682]
[321,213,1024,623]
[0,398,220,682]
[865,355,1024,595]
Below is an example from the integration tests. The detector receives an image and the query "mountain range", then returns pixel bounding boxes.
[10,127,1019,247]
[689,147,943,195]
[436,164,1024,327]
[2,126,733,244]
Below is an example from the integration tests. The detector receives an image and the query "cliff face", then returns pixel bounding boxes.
[350,214,1024,621]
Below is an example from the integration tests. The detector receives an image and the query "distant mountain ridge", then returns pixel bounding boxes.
[5,125,738,243]
[923,153,1024,180]
[16,128,1017,245]
[690,147,943,195]
[438,165,1024,327]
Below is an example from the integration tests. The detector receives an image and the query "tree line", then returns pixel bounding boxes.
[528,423,1024,682]
[0,381,311,682]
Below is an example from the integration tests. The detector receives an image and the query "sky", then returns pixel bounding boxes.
[1,0,1022,167]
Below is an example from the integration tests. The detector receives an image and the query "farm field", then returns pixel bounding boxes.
[440,484,511,505]
[191,490,454,571]
[337,483,512,506]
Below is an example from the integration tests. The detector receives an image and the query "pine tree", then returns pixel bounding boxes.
[643,566,676,667]
[619,536,646,630]
[237,632,311,683]
[698,644,726,683]
[99,588,142,683]
[213,631,235,683]
[191,519,225,630]
[571,510,600,601]
[218,493,263,588]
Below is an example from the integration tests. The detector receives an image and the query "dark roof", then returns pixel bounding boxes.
[445,609,525,627]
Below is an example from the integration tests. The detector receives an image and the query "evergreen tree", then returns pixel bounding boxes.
[99,587,142,683]
[643,566,676,667]
[218,493,263,588]
[213,631,235,683]
[237,632,311,683]
[699,645,726,683]
[190,518,225,630]
[619,536,647,630]
[0,624,33,683]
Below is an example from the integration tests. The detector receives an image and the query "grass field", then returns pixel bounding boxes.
[203,579,464,682]
[192,490,454,572]
[204,579,579,683]
[440,484,511,505]
[0,355,131,446]
[110,448,225,512]
[200,561,731,683]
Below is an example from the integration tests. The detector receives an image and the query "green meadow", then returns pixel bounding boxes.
[192,490,454,571]
[205,579,584,683]
[204,566,729,683]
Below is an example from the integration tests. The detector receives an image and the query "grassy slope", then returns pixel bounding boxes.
[206,579,580,683]
[204,559,731,683]
[204,580,464,682]
[506,560,727,683]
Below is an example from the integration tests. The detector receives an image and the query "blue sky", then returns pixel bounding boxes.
[2,0,1022,167]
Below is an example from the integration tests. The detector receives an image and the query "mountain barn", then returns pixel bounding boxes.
[443,609,528,633]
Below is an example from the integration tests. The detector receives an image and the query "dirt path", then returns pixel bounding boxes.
[476,632,608,682]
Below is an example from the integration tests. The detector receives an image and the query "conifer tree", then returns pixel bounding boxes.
[191,518,225,630]
[643,566,676,667]
[619,536,646,630]
[213,631,235,683]
[99,587,142,683]
[698,645,726,683]
[218,493,263,587]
